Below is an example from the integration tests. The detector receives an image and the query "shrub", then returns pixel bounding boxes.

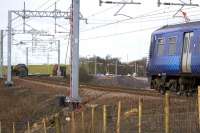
[79,66,93,83]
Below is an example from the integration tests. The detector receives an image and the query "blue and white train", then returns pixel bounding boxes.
[147,21,200,95]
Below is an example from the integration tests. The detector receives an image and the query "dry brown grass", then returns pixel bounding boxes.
[0,77,199,133]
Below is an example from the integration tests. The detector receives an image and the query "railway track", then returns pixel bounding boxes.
[23,76,159,95]
[18,76,194,100]
[80,84,195,100]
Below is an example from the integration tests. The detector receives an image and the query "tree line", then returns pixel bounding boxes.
[80,55,147,77]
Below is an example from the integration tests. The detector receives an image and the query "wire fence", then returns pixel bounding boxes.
[1,89,200,133]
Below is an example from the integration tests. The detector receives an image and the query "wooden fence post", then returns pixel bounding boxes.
[103,105,107,133]
[90,104,98,133]
[91,106,94,133]
[164,91,170,133]
[116,101,121,133]
[43,118,47,133]
[138,98,143,133]
[27,121,31,133]
[55,114,61,133]
[198,87,200,128]
[0,121,1,133]
[71,112,76,133]
[81,112,85,133]
[12,122,15,133]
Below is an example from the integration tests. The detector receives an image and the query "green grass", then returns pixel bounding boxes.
[28,65,54,75]
[0,64,72,76]
[1,64,69,75]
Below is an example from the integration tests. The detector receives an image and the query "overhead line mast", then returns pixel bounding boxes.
[64,0,81,109]
[6,1,86,110]
[5,3,71,86]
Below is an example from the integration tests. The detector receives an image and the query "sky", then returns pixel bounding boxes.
[1,0,200,65]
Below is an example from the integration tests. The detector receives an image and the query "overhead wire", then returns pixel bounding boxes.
[86,5,200,25]
[35,0,54,10]
[80,7,172,31]
[12,0,64,31]
[12,1,64,62]
[80,5,200,41]
[43,0,62,11]
[10,1,200,58]
[80,6,199,32]
[81,25,161,41]
[124,6,200,24]
[47,18,69,33]
[12,0,56,29]
[86,4,121,18]
[65,32,71,64]
[9,1,65,65]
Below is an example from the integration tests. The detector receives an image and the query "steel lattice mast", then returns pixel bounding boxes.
[5,8,70,85]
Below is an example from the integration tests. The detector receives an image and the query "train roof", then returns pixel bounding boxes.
[153,21,200,34]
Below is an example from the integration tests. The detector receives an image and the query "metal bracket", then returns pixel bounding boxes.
[172,6,190,22]
[99,0,141,19]
[5,80,14,87]
[158,0,197,22]
[99,0,141,6]
[59,96,81,111]
[158,0,199,7]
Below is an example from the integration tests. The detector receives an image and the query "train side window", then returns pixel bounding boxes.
[168,37,176,55]
[157,38,164,56]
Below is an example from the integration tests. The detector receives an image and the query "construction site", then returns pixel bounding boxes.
[0,0,200,133]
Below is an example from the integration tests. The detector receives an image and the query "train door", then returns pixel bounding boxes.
[182,32,193,73]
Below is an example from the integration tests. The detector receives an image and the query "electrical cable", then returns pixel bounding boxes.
[80,7,200,41]
[80,6,199,32]
[43,0,62,11]
[35,0,54,10]
[86,6,200,25]
[86,4,120,18]
[81,25,161,41]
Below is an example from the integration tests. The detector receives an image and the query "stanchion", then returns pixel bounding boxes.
[43,118,47,133]
[87,104,98,133]
[71,112,76,133]
[81,112,85,133]
[103,105,107,133]
[138,98,143,133]
[91,106,95,132]
[0,121,1,133]
[12,122,15,133]
[55,114,61,133]
[116,101,121,133]
[164,91,170,133]
[27,121,31,133]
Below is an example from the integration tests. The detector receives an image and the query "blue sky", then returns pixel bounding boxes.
[1,0,200,65]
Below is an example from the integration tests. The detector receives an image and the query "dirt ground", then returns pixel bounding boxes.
[0,76,146,123]
[0,79,62,123]
[0,76,151,124]
[0,77,199,133]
